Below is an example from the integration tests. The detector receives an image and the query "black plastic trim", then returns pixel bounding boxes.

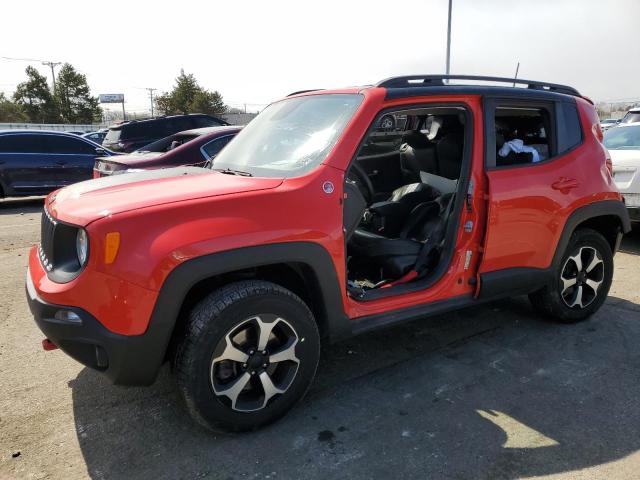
[26,268,162,385]
[28,242,351,386]
[478,268,551,301]
[550,200,631,267]
[377,75,580,97]
[351,294,476,335]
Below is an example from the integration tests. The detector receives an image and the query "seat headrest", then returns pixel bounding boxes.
[402,131,431,149]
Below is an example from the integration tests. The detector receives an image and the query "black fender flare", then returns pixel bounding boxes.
[551,199,631,268]
[136,242,350,384]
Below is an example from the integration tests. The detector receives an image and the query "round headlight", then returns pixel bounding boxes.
[76,229,88,265]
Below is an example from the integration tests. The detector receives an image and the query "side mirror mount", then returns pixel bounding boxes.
[95,147,106,156]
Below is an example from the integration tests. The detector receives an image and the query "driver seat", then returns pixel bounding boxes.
[349,198,445,278]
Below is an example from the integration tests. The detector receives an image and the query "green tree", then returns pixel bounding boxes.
[0,93,27,122]
[189,89,226,115]
[54,63,102,123]
[155,69,227,116]
[13,66,59,123]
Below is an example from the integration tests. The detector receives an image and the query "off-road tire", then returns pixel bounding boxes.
[174,280,320,432]
[529,228,613,323]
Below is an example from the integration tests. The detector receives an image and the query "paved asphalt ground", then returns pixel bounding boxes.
[1,197,640,480]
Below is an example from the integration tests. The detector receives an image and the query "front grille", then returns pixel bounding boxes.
[39,207,57,272]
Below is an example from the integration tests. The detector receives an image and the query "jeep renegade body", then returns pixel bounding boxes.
[26,75,630,432]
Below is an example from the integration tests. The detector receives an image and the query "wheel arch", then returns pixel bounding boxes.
[146,242,350,379]
[552,200,631,269]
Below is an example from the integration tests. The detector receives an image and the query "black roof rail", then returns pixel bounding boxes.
[287,89,323,97]
[376,75,580,97]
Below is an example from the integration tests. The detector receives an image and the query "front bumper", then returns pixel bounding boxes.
[627,206,640,222]
[26,266,165,385]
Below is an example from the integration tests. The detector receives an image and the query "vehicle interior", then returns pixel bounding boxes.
[343,106,469,299]
[495,107,551,166]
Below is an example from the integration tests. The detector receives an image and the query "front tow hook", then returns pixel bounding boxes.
[42,338,58,351]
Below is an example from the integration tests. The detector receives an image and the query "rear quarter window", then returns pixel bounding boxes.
[556,101,582,154]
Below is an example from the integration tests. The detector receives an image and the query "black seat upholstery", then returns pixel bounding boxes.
[349,229,422,278]
[435,131,464,180]
[399,131,438,183]
[350,198,445,278]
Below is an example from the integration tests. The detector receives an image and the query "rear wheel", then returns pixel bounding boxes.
[174,280,320,432]
[529,228,613,323]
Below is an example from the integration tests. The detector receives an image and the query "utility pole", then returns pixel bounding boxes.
[445,0,453,77]
[41,61,61,92]
[145,87,157,116]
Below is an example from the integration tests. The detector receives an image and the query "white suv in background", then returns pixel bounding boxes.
[604,122,640,222]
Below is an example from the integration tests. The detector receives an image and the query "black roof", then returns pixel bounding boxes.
[109,113,228,130]
[377,75,584,102]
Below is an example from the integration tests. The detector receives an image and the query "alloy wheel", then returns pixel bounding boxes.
[210,315,300,412]
[560,246,605,309]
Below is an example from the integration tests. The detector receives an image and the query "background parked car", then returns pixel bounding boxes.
[620,107,640,125]
[102,114,229,153]
[82,129,108,145]
[604,122,640,222]
[600,118,620,131]
[0,130,116,198]
[94,126,241,177]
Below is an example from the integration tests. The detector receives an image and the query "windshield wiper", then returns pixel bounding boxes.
[213,167,253,177]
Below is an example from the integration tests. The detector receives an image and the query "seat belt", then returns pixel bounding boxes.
[384,192,457,288]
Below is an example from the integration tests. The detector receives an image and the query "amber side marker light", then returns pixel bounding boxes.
[104,232,121,264]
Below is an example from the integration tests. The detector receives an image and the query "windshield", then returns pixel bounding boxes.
[137,133,200,153]
[212,94,363,177]
[604,125,640,150]
[621,111,640,124]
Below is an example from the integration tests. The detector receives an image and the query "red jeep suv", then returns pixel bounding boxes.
[26,75,630,432]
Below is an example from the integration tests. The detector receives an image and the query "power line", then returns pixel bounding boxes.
[1,55,62,92]
[0,55,55,63]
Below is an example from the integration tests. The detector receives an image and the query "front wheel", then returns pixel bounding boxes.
[174,280,320,432]
[529,228,613,323]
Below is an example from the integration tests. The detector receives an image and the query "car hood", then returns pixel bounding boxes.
[47,166,284,226]
[99,152,164,165]
[609,149,640,166]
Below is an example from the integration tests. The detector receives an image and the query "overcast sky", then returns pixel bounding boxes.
[1,0,638,115]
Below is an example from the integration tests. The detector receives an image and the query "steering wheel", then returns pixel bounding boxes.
[347,162,375,204]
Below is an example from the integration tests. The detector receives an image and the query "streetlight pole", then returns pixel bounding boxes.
[445,0,453,76]
[42,61,61,92]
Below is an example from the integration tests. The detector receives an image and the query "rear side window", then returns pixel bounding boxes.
[0,134,47,153]
[495,106,552,166]
[169,117,192,133]
[123,122,156,139]
[193,116,224,128]
[44,135,96,154]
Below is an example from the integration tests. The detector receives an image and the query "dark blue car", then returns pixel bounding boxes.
[0,130,115,199]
